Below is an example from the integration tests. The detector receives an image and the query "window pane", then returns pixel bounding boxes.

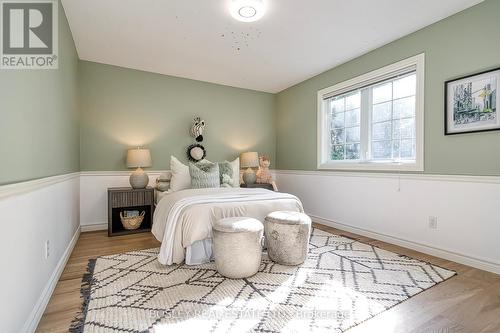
[331,128,345,144]
[372,102,392,123]
[400,139,415,159]
[331,98,344,113]
[372,121,391,141]
[346,126,360,143]
[373,82,392,104]
[369,73,417,162]
[399,118,415,139]
[393,96,415,119]
[346,143,360,160]
[331,112,345,128]
[393,74,416,99]
[393,140,400,159]
[345,92,361,110]
[331,145,345,160]
[372,140,392,159]
[345,108,360,127]
[393,118,415,140]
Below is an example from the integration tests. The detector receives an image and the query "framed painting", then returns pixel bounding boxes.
[445,68,499,135]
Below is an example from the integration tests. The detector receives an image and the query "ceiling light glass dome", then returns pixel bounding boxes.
[230,0,266,22]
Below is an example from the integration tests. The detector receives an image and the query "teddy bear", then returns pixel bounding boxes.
[256,155,273,184]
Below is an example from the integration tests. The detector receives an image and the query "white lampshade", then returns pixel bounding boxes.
[126,148,152,168]
[240,152,259,168]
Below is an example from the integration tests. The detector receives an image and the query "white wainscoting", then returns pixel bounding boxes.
[274,170,500,274]
[80,171,164,230]
[0,173,80,333]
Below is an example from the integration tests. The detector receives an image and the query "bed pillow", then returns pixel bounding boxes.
[189,161,220,189]
[226,157,240,187]
[169,156,191,192]
[218,161,233,187]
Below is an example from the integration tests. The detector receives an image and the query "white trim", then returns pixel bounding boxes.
[317,160,423,172]
[81,222,108,232]
[317,53,425,172]
[80,170,168,177]
[22,227,81,333]
[311,215,500,275]
[0,172,80,200]
[274,169,500,184]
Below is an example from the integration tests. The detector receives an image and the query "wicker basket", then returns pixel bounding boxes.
[120,211,145,230]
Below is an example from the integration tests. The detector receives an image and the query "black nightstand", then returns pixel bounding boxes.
[107,187,154,236]
[240,183,275,191]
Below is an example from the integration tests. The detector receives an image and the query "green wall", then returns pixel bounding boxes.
[79,61,276,171]
[276,0,500,175]
[2,0,499,179]
[0,2,79,185]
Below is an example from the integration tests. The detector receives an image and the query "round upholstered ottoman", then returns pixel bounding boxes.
[265,211,311,265]
[212,217,264,279]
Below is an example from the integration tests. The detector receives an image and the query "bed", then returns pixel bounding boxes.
[152,187,303,265]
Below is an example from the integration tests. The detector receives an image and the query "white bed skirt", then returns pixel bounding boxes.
[185,239,214,265]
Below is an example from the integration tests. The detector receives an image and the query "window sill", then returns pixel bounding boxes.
[317,161,424,172]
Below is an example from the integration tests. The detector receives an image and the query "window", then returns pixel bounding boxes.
[317,54,424,171]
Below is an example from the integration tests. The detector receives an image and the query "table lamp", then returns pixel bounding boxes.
[240,152,259,185]
[126,148,152,189]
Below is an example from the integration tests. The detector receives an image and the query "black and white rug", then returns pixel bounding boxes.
[71,228,455,332]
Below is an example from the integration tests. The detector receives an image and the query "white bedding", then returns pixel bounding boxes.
[152,187,303,265]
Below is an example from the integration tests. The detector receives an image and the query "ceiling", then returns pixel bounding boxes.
[61,0,483,93]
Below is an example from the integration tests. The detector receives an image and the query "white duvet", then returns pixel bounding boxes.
[152,187,303,265]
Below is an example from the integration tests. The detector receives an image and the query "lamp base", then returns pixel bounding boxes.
[243,168,256,185]
[130,167,149,189]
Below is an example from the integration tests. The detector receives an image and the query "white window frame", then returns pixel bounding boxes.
[317,53,425,171]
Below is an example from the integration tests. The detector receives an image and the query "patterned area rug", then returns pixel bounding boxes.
[71,228,455,333]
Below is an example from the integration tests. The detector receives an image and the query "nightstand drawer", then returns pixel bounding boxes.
[109,190,153,208]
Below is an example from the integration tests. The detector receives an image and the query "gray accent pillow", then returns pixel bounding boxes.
[189,161,220,189]
[218,161,234,187]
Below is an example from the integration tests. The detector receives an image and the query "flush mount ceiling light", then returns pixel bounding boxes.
[230,0,266,22]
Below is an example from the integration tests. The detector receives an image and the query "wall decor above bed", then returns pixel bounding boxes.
[187,116,207,162]
[190,116,206,142]
[186,143,206,162]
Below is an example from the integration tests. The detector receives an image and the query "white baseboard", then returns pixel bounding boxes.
[312,215,500,275]
[22,226,81,333]
[81,222,108,232]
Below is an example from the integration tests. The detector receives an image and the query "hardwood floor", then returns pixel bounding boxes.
[36,224,500,333]
[36,231,160,333]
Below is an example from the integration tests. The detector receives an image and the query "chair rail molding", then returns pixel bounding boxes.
[0,172,80,200]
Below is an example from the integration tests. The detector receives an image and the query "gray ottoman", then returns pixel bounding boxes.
[265,211,311,265]
[213,217,264,278]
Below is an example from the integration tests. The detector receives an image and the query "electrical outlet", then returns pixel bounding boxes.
[428,216,438,229]
[45,240,50,259]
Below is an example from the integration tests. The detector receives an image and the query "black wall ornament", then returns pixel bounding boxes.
[187,143,206,162]
[190,117,206,142]
[187,117,207,162]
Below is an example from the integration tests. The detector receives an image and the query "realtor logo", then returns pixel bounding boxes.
[1,0,58,69]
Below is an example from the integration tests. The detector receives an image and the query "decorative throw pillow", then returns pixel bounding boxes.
[227,157,240,187]
[169,156,191,192]
[189,161,220,189]
[218,161,234,187]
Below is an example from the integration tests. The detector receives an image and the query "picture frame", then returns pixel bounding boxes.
[445,67,499,135]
